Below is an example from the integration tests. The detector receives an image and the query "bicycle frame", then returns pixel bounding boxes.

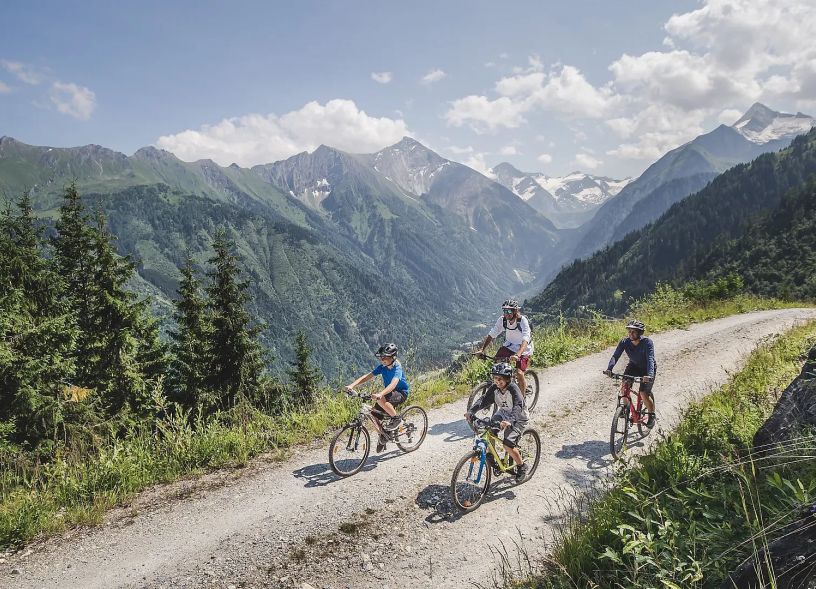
[343,390,399,440]
[615,375,647,424]
[466,425,515,484]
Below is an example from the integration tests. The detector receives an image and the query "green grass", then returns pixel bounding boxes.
[0,288,806,549]
[514,319,816,589]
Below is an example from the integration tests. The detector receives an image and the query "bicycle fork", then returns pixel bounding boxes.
[467,439,489,483]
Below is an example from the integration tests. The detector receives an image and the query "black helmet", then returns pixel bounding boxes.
[625,319,645,333]
[502,298,520,310]
[490,362,514,378]
[376,343,398,358]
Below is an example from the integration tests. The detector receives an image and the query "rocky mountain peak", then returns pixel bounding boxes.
[732,102,814,145]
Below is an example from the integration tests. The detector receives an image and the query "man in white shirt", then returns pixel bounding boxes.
[476,299,534,397]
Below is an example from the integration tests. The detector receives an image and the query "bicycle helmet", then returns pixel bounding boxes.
[625,319,645,333]
[502,298,520,310]
[376,343,398,358]
[490,362,514,378]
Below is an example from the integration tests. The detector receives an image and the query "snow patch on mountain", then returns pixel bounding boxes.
[732,103,814,145]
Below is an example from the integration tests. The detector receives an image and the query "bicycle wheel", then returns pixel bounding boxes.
[450,452,492,512]
[637,391,655,438]
[329,424,370,477]
[524,370,540,411]
[467,383,492,419]
[610,405,629,460]
[396,406,428,452]
[515,428,541,483]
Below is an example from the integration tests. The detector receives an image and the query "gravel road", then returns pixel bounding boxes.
[4,309,815,589]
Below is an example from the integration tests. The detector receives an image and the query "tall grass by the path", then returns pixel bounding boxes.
[0,288,803,549]
[510,319,816,589]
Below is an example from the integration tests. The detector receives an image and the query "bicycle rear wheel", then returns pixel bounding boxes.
[515,428,541,483]
[329,424,370,476]
[396,406,428,452]
[637,391,655,438]
[466,383,492,419]
[610,405,629,460]
[451,452,492,512]
[524,370,540,411]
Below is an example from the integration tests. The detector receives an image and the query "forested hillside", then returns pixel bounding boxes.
[529,129,816,316]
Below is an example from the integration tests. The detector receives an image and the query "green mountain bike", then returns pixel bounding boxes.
[450,416,541,512]
[328,389,428,477]
[466,353,540,419]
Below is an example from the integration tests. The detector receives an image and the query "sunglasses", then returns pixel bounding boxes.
[502,308,515,314]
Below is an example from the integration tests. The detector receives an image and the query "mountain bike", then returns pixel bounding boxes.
[466,353,540,418]
[328,389,428,477]
[606,371,656,460]
[450,416,541,512]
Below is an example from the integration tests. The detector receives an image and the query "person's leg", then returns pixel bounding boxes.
[516,367,527,396]
[376,397,397,418]
[503,442,523,466]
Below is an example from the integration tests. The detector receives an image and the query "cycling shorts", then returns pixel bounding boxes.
[496,346,531,372]
[623,362,656,394]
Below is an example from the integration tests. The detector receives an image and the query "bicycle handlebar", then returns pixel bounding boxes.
[472,352,497,361]
[604,371,648,383]
[341,388,372,401]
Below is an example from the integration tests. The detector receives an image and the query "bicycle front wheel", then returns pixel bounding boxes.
[396,406,428,453]
[329,424,370,477]
[451,452,492,512]
[610,405,629,460]
[637,391,655,438]
[515,428,541,483]
[524,370,540,411]
[467,383,491,419]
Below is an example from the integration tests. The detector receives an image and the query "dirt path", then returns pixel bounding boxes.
[5,309,815,589]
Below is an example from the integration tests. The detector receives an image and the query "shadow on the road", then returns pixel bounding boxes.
[416,478,518,524]
[428,419,471,443]
[555,440,613,470]
[291,449,403,487]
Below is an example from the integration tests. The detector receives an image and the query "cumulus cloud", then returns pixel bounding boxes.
[1,60,44,85]
[421,69,446,84]
[537,153,553,164]
[371,71,392,84]
[575,153,602,170]
[463,152,493,176]
[606,104,707,161]
[0,81,11,94]
[717,108,743,125]
[156,99,411,166]
[49,81,96,120]
[445,95,527,132]
[499,145,519,156]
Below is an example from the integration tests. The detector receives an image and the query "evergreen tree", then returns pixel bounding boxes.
[288,331,323,407]
[168,255,212,411]
[0,193,77,450]
[205,229,263,409]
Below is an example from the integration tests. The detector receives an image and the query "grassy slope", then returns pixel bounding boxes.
[0,292,803,548]
[516,321,816,589]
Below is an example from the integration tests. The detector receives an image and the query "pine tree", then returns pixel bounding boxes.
[288,331,323,407]
[205,229,263,410]
[168,255,212,412]
[0,193,77,450]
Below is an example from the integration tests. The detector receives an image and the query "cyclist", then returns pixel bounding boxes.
[464,362,529,481]
[345,343,410,452]
[476,299,533,396]
[604,319,656,427]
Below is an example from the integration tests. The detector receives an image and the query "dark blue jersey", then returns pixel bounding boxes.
[608,337,656,377]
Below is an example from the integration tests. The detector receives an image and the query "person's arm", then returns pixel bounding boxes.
[479,318,504,354]
[516,316,531,358]
[606,339,626,372]
[645,338,656,379]
[347,371,374,390]
[374,376,400,399]
[509,384,526,424]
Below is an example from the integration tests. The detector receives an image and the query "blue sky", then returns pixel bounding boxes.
[2,1,814,178]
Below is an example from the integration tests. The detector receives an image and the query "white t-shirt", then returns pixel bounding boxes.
[488,315,534,356]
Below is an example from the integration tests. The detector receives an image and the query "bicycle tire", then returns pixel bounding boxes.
[610,405,629,460]
[466,383,492,419]
[637,391,655,438]
[329,424,370,477]
[396,406,428,453]
[450,451,492,512]
[515,428,541,483]
[524,370,540,411]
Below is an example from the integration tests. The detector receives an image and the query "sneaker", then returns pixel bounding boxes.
[645,413,656,428]
[384,416,403,431]
[515,462,529,482]
[376,434,387,453]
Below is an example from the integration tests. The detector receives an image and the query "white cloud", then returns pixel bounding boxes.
[0,81,11,94]
[606,104,706,160]
[49,81,96,120]
[717,108,743,125]
[371,71,392,84]
[445,95,527,132]
[575,153,602,170]
[463,152,493,177]
[537,153,553,164]
[499,145,519,156]
[421,69,447,84]
[1,60,44,85]
[446,145,474,155]
[156,99,411,166]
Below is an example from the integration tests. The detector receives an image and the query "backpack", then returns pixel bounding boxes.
[503,314,533,334]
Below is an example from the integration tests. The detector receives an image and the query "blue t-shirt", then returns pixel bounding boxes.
[608,337,656,377]
[372,361,410,394]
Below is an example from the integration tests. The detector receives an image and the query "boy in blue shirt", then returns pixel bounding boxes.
[345,343,410,452]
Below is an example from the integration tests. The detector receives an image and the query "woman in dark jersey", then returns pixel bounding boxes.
[604,319,656,427]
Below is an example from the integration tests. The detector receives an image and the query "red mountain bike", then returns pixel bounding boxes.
[606,371,656,460]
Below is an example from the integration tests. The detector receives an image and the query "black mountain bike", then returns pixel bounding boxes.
[328,389,428,477]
